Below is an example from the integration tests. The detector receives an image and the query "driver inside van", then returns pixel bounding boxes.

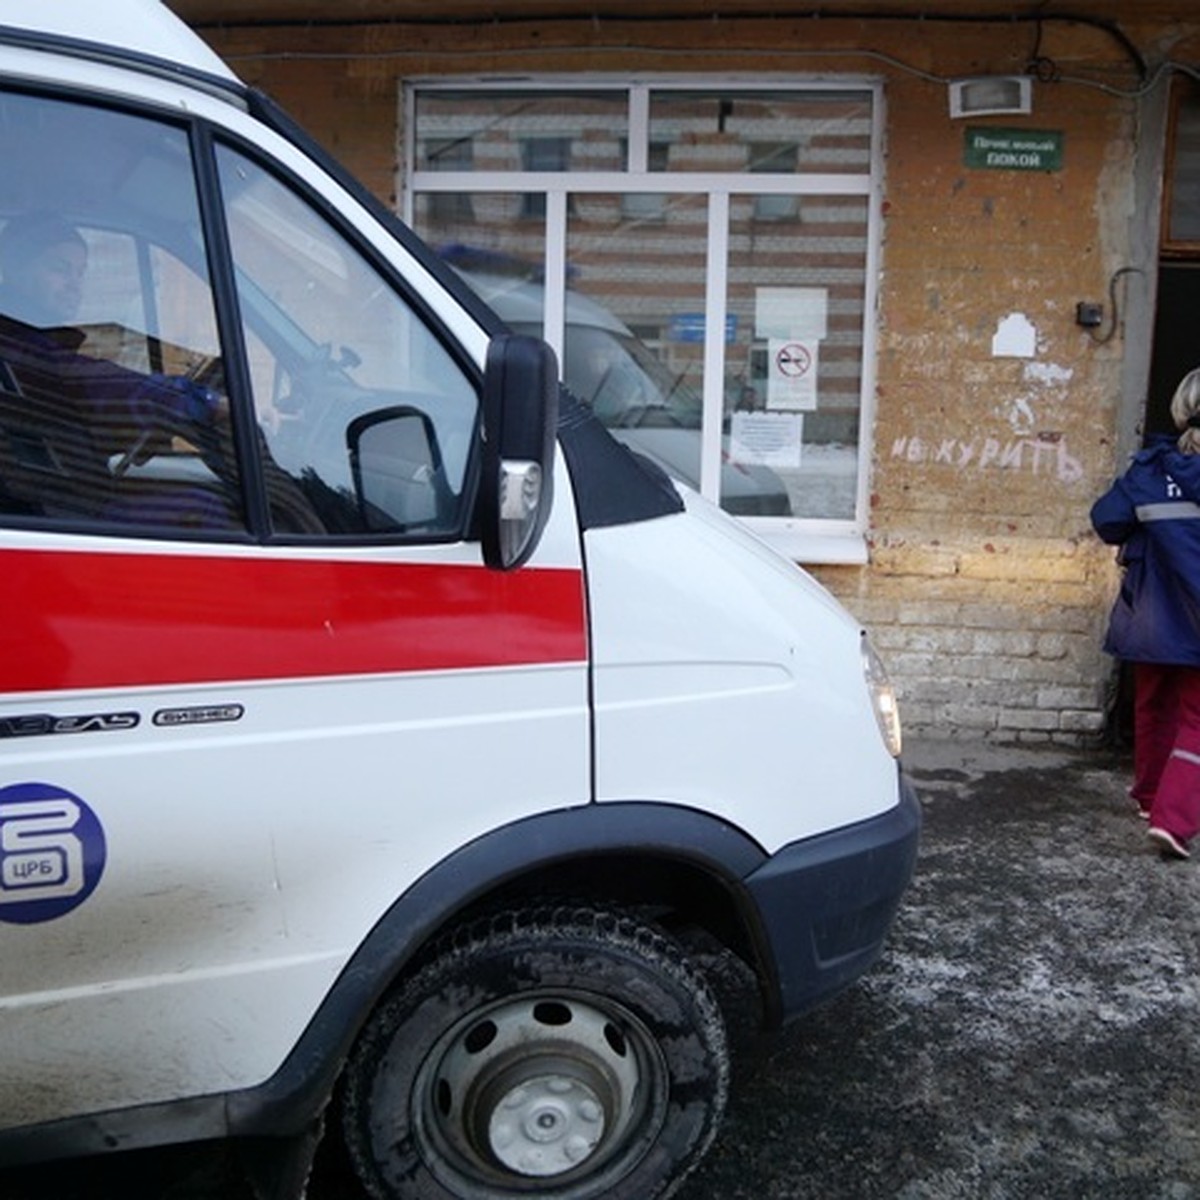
[0,211,232,525]
[0,211,90,328]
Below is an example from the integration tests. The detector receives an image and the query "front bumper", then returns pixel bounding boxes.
[743,769,921,1023]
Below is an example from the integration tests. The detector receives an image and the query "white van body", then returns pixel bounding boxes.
[0,3,919,1197]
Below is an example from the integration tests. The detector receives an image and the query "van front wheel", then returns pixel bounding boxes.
[339,904,729,1200]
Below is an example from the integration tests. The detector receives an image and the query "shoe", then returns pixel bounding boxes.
[1148,826,1192,860]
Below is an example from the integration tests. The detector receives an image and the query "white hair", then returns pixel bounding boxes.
[1171,367,1200,454]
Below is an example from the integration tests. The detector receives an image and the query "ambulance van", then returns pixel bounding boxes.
[0,3,920,1197]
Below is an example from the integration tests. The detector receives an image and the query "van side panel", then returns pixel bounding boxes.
[0,533,589,1129]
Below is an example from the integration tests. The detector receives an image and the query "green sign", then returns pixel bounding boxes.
[964,128,1063,172]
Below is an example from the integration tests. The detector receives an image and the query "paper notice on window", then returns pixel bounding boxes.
[767,337,819,411]
[730,411,803,469]
[755,287,828,341]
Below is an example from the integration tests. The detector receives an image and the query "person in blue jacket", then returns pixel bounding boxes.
[0,212,229,525]
[1091,367,1200,860]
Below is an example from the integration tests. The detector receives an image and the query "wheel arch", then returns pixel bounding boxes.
[226,800,774,1140]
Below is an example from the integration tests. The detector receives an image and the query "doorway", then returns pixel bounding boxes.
[1146,263,1200,439]
[1146,78,1200,441]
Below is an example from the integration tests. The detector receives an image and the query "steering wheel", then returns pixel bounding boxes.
[109,360,229,481]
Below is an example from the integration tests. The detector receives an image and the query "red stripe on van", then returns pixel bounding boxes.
[2,548,588,693]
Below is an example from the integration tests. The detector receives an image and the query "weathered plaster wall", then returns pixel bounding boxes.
[834,21,1138,742]
[196,13,1170,743]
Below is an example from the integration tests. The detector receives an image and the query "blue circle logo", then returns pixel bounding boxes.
[0,782,106,924]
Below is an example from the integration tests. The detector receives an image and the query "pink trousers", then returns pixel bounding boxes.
[1132,662,1200,841]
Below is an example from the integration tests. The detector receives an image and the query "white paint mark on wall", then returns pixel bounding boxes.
[1024,361,1074,387]
[1004,394,1037,434]
[1001,362,1074,434]
[992,312,1037,358]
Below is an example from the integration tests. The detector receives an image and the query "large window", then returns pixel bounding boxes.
[407,80,883,561]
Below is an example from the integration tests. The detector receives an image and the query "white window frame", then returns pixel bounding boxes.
[402,76,885,564]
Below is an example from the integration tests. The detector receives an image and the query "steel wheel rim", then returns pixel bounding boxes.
[413,989,666,1194]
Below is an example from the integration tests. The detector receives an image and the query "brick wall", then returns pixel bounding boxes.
[194,13,1192,744]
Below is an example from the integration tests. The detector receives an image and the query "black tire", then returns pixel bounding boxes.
[339,904,729,1200]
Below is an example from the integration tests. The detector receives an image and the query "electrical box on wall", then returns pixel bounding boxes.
[949,76,1033,118]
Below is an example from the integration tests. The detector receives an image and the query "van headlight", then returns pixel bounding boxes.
[862,634,902,758]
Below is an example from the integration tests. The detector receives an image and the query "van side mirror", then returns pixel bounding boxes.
[479,334,558,570]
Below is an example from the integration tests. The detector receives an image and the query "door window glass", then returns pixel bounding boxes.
[0,92,241,532]
[216,145,479,537]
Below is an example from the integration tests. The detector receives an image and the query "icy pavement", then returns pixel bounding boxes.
[675,738,1200,1199]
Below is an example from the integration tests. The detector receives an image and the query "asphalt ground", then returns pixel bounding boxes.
[673,738,1200,1199]
[3,737,1199,1199]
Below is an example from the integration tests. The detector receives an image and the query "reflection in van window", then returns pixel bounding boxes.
[451,263,791,517]
[216,146,478,538]
[0,93,244,533]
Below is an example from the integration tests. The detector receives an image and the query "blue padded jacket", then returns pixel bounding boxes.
[1091,435,1200,666]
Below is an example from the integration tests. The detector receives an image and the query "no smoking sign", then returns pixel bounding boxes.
[775,342,812,378]
[768,338,818,410]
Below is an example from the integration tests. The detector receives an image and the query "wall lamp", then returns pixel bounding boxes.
[948,76,1033,119]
